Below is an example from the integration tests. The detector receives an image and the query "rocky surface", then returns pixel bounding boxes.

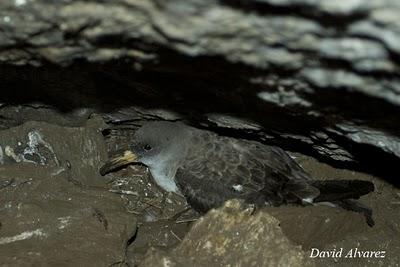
[140,199,312,267]
[0,117,137,266]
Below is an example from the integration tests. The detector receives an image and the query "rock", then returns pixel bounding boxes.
[0,115,108,186]
[0,118,137,266]
[328,123,400,158]
[140,200,312,267]
[0,105,94,129]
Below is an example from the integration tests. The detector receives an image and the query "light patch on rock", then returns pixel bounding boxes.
[203,240,212,250]
[0,145,3,164]
[51,167,66,176]
[24,131,47,164]
[206,113,262,130]
[113,178,129,187]
[377,141,386,147]
[57,216,71,230]
[144,212,158,222]
[5,146,23,162]
[162,257,172,267]
[231,142,245,153]
[24,130,59,165]
[27,251,41,257]
[109,189,139,196]
[302,197,314,204]
[317,202,336,208]
[15,0,27,6]
[232,184,243,192]
[3,130,59,165]
[0,229,47,245]
[257,90,312,108]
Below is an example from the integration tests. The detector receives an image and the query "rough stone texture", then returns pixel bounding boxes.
[0,1,399,174]
[140,200,312,267]
[0,117,137,266]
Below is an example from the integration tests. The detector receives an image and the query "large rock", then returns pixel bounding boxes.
[140,200,312,267]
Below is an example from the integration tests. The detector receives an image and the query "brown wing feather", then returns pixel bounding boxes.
[175,167,243,212]
[174,131,320,211]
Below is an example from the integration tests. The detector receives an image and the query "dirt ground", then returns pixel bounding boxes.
[0,117,399,266]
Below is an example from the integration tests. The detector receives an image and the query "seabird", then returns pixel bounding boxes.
[100,121,375,226]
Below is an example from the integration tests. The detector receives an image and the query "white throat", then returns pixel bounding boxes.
[148,161,180,194]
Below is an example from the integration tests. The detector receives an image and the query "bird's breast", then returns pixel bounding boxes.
[149,166,180,194]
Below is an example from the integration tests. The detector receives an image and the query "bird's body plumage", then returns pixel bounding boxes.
[173,129,320,211]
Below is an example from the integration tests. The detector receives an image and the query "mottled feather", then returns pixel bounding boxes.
[175,130,320,210]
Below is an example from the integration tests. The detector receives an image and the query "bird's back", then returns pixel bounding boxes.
[175,129,318,209]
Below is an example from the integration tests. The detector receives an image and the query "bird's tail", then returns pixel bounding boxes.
[334,199,375,227]
[309,180,375,226]
[310,180,374,203]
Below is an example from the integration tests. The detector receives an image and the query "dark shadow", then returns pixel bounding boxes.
[0,52,399,187]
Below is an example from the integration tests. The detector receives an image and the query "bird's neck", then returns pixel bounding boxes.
[147,130,192,193]
[148,157,181,193]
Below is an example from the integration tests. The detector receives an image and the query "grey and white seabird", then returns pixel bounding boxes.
[100,121,375,226]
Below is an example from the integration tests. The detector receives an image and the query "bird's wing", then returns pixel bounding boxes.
[175,167,243,212]
[175,132,319,210]
[243,139,310,181]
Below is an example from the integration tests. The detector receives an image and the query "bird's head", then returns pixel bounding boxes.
[100,121,188,175]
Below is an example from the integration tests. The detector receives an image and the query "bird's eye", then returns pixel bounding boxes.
[144,144,152,151]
